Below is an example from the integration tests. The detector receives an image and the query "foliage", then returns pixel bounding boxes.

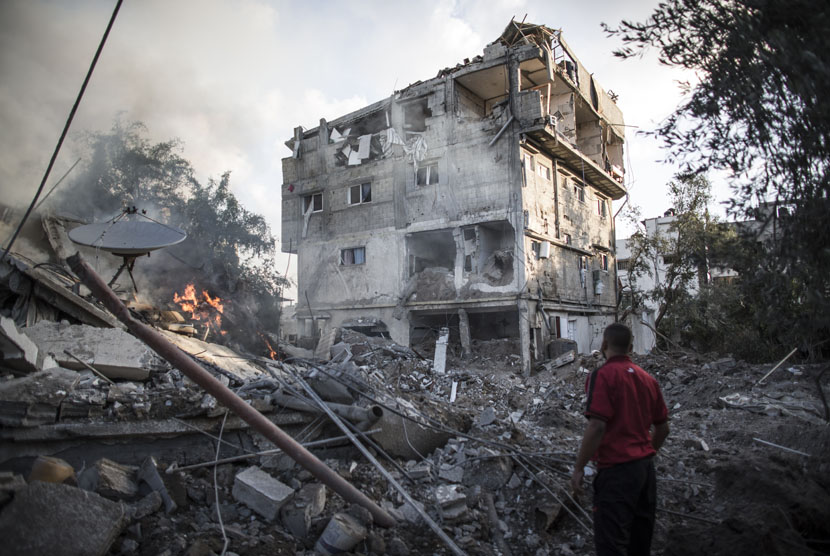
[59,119,288,352]
[605,0,830,358]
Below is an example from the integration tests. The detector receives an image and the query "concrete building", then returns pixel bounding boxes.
[280,21,627,374]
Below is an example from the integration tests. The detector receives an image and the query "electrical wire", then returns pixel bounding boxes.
[1,0,124,263]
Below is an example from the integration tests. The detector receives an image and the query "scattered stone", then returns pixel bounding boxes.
[79,458,138,500]
[315,512,368,555]
[507,473,522,489]
[438,463,464,483]
[463,451,513,490]
[129,491,163,520]
[0,480,126,556]
[477,406,497,426]
[232,466,293,521]
[387,536,410,556]
[280,483,327,539]
[0,316,57,373]
[372,410,451,459]
[406,460,432,480]
[684,437,710,451]
[398,499,426,525]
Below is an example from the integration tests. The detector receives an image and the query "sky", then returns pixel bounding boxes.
[0,0,722,298]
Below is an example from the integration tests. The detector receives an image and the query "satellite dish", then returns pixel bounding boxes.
[69,220,187,255]
[68,219,187,292]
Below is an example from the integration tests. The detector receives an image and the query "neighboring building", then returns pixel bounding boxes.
[280,21,627,374]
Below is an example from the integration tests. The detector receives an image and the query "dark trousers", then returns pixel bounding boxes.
[592,456,656,556]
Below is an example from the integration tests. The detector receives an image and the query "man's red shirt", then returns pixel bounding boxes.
[584,355,668,468]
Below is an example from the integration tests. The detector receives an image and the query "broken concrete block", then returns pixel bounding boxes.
[438,463,464,484]
[138,457,177,513]
[315,512,368,555]
[280,483,326,539]
[307,373,354,404]
[463,451,513,490]
[0,316,41,372]
[405,461,432,480]
[232,466,293,521]
[507,473,522,489]
[0,367,79,427]
[534,502,564,531]
[79,458,138,500]
[435,484,466,508]
[24,321,168,380]
[477,406,497,426]
[28,455,76,484]
[0,480,126,556]
[398,499,425,525]
[372,410,450,459]
[129,491,163,520]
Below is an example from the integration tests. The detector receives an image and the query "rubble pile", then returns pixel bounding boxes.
[2,259,829,555]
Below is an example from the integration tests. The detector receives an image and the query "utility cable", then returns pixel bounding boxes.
[2,0,123,262]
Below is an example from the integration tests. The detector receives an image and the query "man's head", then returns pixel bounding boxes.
[602,323,633,358]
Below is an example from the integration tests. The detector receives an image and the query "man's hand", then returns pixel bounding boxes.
[571,467,585,497]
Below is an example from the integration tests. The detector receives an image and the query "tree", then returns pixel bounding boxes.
[605,0,830,358]
[56,119,289,354]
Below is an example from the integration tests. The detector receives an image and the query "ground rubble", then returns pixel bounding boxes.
[2,311,829,555]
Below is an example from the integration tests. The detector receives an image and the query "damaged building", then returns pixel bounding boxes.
[281,21,626,373]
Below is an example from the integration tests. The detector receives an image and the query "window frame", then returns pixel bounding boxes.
[340,246,366,266]
[348,182,372,206]
[574,182,585,203]
[416,163,439,186]
[303,192,323,213]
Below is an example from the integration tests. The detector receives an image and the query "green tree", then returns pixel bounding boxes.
[57,119,288,354]
[605,0,830,358]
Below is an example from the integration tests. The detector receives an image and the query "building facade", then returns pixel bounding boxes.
[281,21,627,374]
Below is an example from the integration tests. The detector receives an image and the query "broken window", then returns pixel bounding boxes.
[302,193,323,213]
[564,233,572,245]
[416,163,439,185]
[579,256,587,270]
[407,229,456,275]
[340,247,365,266]
[403,97,432,133]
[596,197,607,218]
[348,183,372,205]
[536,164,551,181]
[574,183,585,202]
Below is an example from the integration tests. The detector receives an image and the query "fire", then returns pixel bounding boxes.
[259,332,277,360]
[173,283,225,331]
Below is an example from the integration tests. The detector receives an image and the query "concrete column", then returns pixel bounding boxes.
[518,300,532,376]
[458,308,472,357]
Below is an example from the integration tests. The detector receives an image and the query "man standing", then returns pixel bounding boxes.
[571,323,670,555]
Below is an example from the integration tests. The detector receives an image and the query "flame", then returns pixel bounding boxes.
[173,283,225,330]
[259,332,277,360]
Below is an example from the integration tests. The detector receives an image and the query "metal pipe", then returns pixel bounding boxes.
[66,252,396,528]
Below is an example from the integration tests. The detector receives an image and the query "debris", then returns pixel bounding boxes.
[0,316,51,373]
[756,347,799,385]
[0,481,126,556]
[280,482,327,538]
[0,472,27,504]
[0,367,79,426]
[138,457,177,513]
[477,406,496,426]
[129,490,163,520]
[433,327,449,374]
[372,409,451,459]
[24,322,165,380]
[752,437,810,457]
[232,466,294,520]
[315,512,368,555]
[79,458,138,500]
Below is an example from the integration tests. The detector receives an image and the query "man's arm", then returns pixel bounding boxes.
[652,421,670,451]
[571,417,606,496]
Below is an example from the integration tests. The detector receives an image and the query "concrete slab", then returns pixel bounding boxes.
[0,316,41,373]
[0,480,126,556]
[25,322,166,380]
[158,329,264,381]
[232,466,294,521]
[79,458,138,500]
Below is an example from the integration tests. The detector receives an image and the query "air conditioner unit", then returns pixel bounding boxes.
[539,241,551,259]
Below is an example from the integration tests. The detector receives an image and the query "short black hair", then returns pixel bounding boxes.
[604,323,632,352]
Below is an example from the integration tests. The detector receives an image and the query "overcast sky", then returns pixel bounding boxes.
[0,0,720,294]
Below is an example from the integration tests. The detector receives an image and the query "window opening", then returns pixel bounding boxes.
[416,163,439,185]
[303,193,323,213]
[348,183,372,205]
[340,247,366,265]
[574,183,585,202]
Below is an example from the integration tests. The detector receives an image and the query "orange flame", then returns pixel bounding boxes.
[259,332,277,360]
[173,283,225,330]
